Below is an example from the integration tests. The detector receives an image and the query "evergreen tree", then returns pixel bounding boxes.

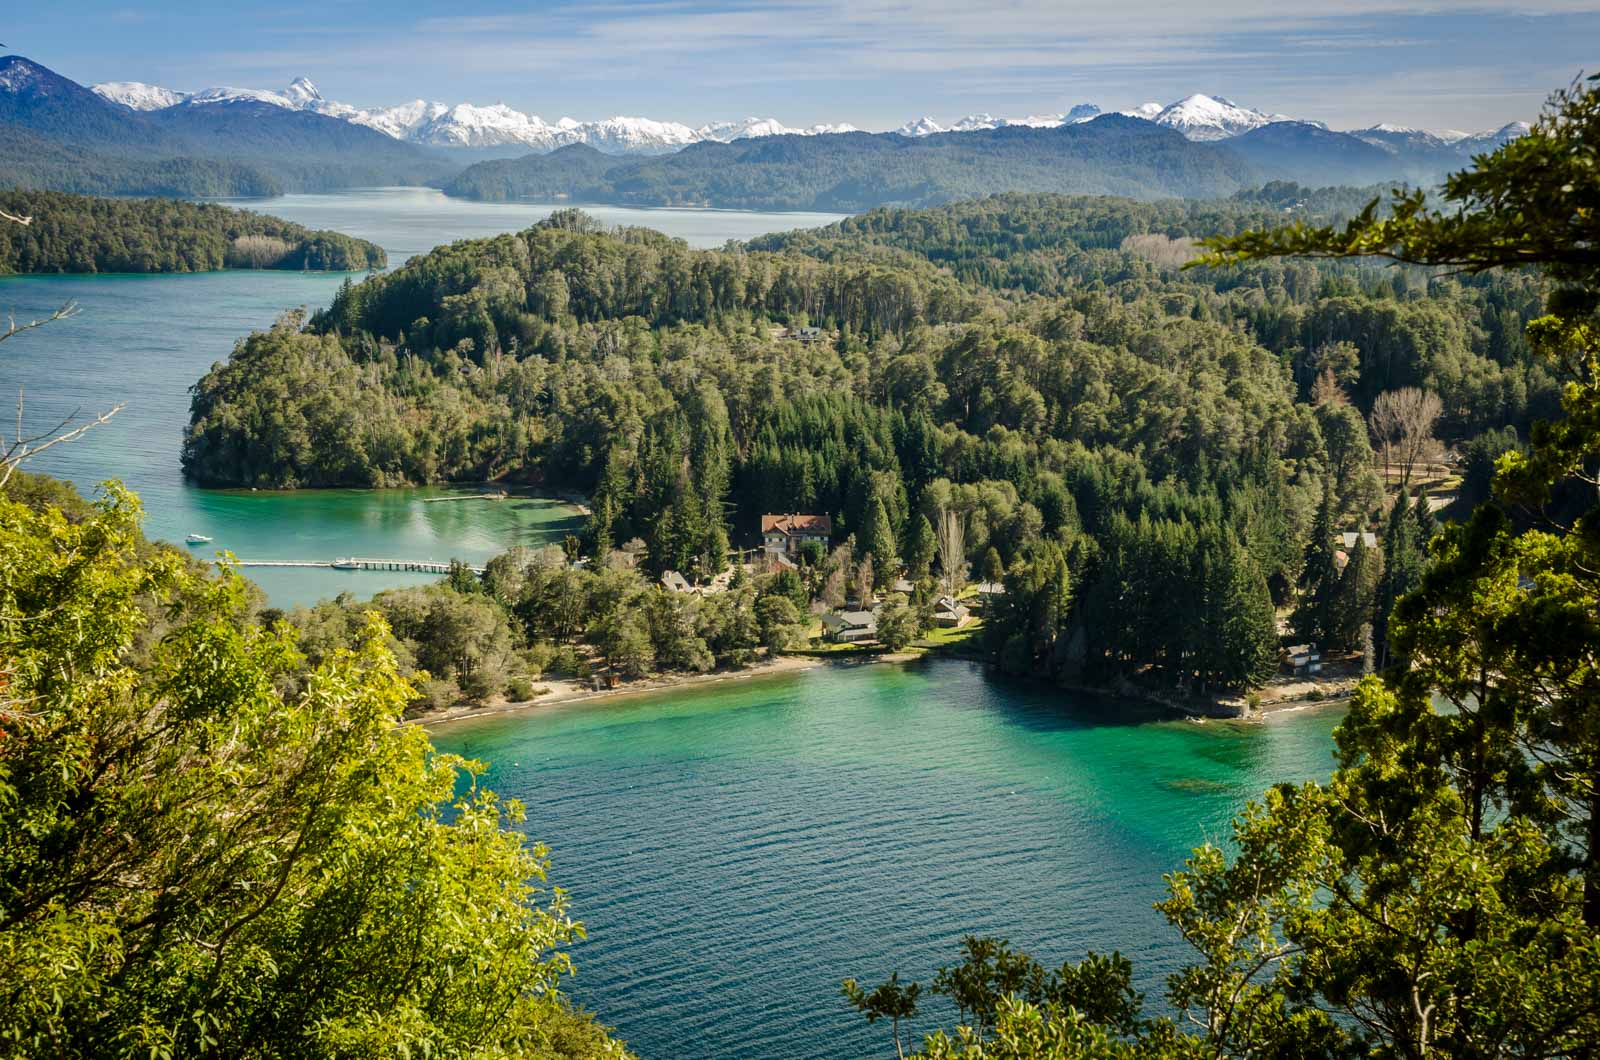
[1374,492,1424,667]
[860,493,898,587]
[1331,534,1380,652]
[907,513,937,580]
[981,546,1005,586]
[1291,481,1339,647]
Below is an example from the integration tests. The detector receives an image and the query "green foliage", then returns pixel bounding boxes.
[443,119,1261,210]
[0,483,627,1058]
[845,938,1146,1059]
[876,594,922,651]
[0,189,385,275]
[180,189,1565,693]
[1199,75,1600,290]
[859,69,1600,1060]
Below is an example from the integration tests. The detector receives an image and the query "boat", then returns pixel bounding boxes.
[331,557,361,570]
[184,533,212,545]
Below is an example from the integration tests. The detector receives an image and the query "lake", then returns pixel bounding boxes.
[435,658,1344,1059]
[0,188,844,606]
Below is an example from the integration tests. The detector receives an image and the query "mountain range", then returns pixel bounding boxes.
[0,55,1534,208]
[91,77,858,157]
[0,56,453,198]
[88,75,1527,165]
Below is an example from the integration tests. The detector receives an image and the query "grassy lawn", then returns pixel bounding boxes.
[914,618,984,652]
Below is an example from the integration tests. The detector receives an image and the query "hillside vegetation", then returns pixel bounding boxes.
[182,191,1549,695]
[0,189,386,273]
[440,117,1263,209]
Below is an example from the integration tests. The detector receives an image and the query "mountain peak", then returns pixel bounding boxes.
[92,80,190,111]
[1153,94,1280,140]
[285,77,322,105]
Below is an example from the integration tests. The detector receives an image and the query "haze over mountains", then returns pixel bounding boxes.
[0,54,1531,209]
[88,74,1526,164]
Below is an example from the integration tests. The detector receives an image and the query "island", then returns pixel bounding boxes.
[0,188,385,274]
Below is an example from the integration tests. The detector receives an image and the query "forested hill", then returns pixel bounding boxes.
[0,190,386,273]
[746,186,1389,292]
[439,116,1262,209]
[182,194,1551,693]
[0,55,453,198]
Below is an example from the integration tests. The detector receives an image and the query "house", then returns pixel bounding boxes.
[784,325,825,343]
[1284,644,1322,676]
[932,596,971,629]
[974,581,1007,609]
[660,570,693,593]
[1339,531,1378,550]
[761,513,833,560]
[822,609,878,643]
[891,577,915,594]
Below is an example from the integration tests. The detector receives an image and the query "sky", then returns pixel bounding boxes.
[16,1,1600,132]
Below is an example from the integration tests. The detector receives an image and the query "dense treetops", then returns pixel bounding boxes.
[840,70,1600,1059]
[0,189,386,274]
[182,189,1560,694]
[0,475,627,1057]
[440,117,1262,210]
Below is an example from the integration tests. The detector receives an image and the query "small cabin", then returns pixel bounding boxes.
[1284,643,1322,676]
[822,609,878,644]
[784,325,825,343]
[932,596,971,629]
[973,581,1007,609]
[660,570,693,593]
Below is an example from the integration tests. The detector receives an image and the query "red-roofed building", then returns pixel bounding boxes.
[761,513,832,561]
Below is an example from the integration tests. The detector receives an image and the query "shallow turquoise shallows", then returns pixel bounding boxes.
[0,189,844,605]
[434,658,1344,1059]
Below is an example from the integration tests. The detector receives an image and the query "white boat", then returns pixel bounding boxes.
[184,533,212,545]
[331,557,361,570]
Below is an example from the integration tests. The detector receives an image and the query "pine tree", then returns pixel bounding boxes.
[1292,481,1339,648]
[861,493,898,587]
[982,546,1005,586]
[1374,492,1424,667]
[907,513,937,579]
[1331,533,1380,653]
[1211,539,1279,691]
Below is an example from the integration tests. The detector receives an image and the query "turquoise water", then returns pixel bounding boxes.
[435,658,1344,1058]
[0,189,842,605]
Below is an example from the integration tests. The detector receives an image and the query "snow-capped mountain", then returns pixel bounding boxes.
[83,71,1529,162]
[90,80,189,110]
[1457,121,1531,153]
[897,105,1100,137]
[88,75,861,154]
[1151,94,1291,141]
[895,116,945,136]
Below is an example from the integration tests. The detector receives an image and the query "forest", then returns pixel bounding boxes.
[0,189,386,273]
[439,117,1262,210]
[5,61,1599,1060]
[181,189,1549,696]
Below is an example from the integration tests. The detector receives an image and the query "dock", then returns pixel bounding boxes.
[421,490,509,504]
[230,558,486,575]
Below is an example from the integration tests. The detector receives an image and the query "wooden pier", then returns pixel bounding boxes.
[231,558,486,575]
[421,490,509,504]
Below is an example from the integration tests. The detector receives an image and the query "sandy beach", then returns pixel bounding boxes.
[419,652,835,728]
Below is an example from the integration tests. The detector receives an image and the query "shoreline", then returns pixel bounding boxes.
[418,643,1354,731]
[418,652,836,728]
[419,647,947,729]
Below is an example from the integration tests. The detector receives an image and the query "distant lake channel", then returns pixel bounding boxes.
[0,188,845,605]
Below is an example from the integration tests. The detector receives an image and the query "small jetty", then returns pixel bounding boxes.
[422,489,509,504]
[231,557,485,575]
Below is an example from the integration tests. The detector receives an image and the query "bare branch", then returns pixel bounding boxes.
[1,301,79,346]
[0,302,121,488]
